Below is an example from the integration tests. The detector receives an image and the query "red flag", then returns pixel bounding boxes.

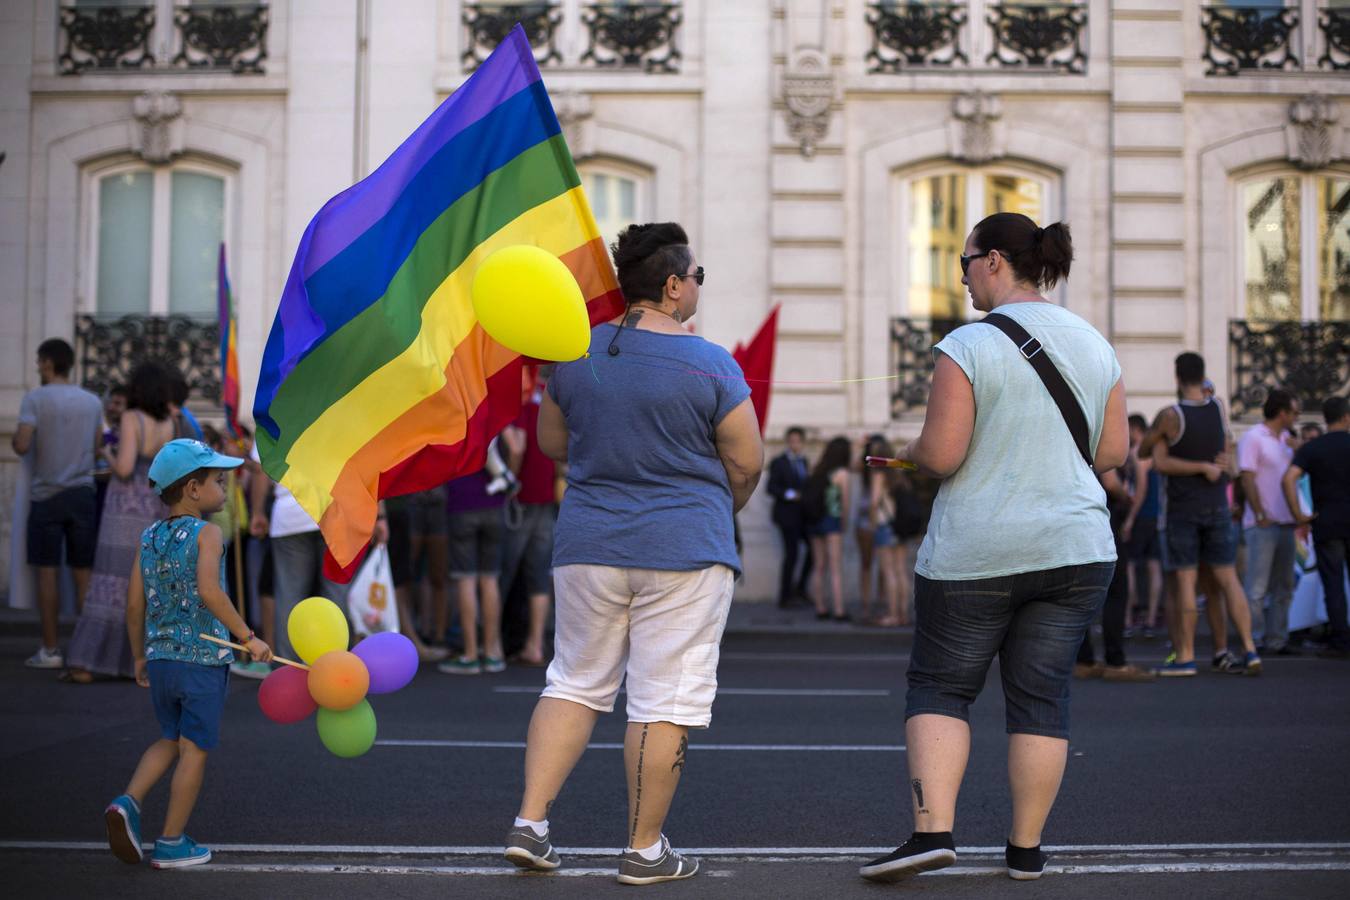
[732,305,779,436]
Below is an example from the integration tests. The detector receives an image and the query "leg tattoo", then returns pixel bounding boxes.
[912,779,929,815]
[630,724,649,845]
[672,736,688,773]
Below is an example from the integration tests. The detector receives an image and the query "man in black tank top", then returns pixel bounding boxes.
[1142,353,1261,677]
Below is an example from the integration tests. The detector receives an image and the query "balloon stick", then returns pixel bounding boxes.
[198,633,309,671]
[865,456,919,471]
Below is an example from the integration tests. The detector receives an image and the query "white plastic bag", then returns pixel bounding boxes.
[348,544,399,636]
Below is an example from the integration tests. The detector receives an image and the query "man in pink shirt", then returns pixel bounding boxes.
[1236,389,1301,655]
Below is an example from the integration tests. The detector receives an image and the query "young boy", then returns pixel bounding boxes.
[104,439,272,868]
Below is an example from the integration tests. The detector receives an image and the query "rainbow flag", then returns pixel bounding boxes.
[253,26,622,578]
[217,243,241,439]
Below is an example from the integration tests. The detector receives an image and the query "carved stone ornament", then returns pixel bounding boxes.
[132,90,184,165]
[553,90,594,159]
[1286,94,1341,171]
[783,50,835,158]
[949,91,1004,165]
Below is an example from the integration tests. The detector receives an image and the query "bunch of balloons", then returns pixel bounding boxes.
[256,597,418,758]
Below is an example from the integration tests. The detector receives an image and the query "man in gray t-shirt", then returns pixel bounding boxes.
[12,338,103,669]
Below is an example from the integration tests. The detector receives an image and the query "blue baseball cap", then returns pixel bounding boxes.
[148,439,245,495]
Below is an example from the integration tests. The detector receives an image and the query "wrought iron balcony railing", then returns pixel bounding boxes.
[865,2,967,73]
[58,2,269,76]
[460,1,681,73]
[1229,319,1350,419]
[171,3,268,73]
[462,2,562,71]
[890,317,967,418]
[1201,5,1300,76]
[863,2,1087,75]
[1320,7,1350,70]
[58,3,155,74]
[75,314,223,404]
[985,3,1087,74]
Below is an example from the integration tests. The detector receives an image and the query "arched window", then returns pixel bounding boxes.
[1238,170,1350,322]
[895,163,1055,323]
[579,159,652,251]
[84,159,232,317]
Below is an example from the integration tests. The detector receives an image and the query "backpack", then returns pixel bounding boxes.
[801,474,828,524]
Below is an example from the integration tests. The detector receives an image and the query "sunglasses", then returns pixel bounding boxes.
[959,252,992,275]
[673,266,705,286]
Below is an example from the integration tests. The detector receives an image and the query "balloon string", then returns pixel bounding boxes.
[199,633,309,671]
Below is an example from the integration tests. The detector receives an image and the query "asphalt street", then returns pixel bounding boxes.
[3,625,1349,899]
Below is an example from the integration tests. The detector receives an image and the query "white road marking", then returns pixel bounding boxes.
[373,740,906,751]
[187,863,736,878]
[6,841,1348,857]
[491,696,891,701]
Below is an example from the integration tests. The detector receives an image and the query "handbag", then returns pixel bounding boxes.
[982,312,1094,469]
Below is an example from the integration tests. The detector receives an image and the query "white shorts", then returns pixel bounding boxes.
[542,563,735,728]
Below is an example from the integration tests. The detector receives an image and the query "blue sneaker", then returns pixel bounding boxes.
[1156,660,1197,677]
[150,834,212,869]
[1243,652,1263,676]
[104,794,143,864]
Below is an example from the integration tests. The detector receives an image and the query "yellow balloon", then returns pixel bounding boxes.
[471,244,590,362]
[287,597,349,665]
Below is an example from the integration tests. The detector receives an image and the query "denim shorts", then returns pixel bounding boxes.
[147,660,229,750]
[905,562,1113,740]
[1163,506,1237,571]
[27,486,97,568]
[812,515,842,536]
[448,506,504,577]
[873,522,899,548]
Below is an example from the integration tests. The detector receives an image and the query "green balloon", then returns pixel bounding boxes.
[315,699,377,758]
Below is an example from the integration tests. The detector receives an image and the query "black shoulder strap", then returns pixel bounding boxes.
[982,312,1094,469]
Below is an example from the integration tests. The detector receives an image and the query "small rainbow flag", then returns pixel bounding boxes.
[217,243,241,439]
[253,26,622,578]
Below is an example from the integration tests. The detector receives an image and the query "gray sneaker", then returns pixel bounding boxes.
[503,825,560,870]
[616,836,699,885]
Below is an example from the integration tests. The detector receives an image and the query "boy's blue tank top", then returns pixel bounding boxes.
[140,517,233,666]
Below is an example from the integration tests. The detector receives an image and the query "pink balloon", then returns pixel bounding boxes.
[258,665,318,724]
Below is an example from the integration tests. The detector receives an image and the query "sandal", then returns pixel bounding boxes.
[58,669,94,684]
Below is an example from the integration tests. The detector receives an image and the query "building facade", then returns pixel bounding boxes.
[2,0,1348,601]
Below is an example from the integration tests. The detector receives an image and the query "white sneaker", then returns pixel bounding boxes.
[25,647,64,669]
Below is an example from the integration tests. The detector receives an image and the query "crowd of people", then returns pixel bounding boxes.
[12,214,1350,885]
[15,338,563,683]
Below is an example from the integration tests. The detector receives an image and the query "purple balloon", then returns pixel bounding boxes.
[352,631,419,694]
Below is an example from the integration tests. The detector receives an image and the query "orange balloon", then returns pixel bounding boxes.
[307,650,370,711]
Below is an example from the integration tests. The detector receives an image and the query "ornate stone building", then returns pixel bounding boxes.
[2,1,1348,601]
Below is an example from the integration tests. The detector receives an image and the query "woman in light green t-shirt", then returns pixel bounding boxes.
[861,213,1129,885]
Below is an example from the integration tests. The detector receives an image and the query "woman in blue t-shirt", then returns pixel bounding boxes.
[502,223,764,885]
[861,213,1128,884]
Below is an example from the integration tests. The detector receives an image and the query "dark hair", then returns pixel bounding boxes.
[37,338,75,377]
[1128,413,1148,432]
[1262,388,1296,420]
[812,436,852,480]
[157,467,211,505]
[969,213,1073,290]
[785,426,806,440]
[1324,394,1349,425]
[1175,352,1205,386]
[169,369,190,406]
[108,383,128,398]
[611,222,693,304]
[1300,422,1324,440]
[201,424,224,450]
[127,361,173,421]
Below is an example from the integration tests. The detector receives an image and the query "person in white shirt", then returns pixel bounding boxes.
[1236,389,1301,654]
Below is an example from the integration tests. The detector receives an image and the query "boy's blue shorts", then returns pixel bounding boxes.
[147,660,229,750]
